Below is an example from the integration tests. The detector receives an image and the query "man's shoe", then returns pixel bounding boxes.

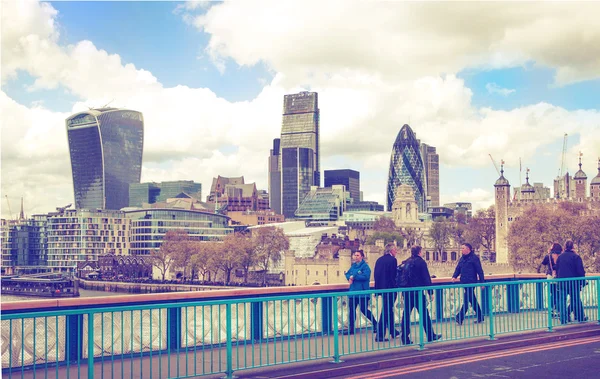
[375,337,389,342]
[455,318,463,326]
[390,330,401,338]
[402,339,413,345]
[474,319,485,324]
[428,333,442,342]
[341,330,354,335]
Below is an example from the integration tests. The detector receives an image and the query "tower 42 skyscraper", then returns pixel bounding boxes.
[387,124,427,212]
[280,92,320,218]
[66,108,144,210]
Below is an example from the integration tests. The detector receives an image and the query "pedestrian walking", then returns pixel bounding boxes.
[556,240,587,324]
[538,242,562,317]
[343,250,378,335]
[400,246,441,345]
[452,243,485,325]
[373,243,400,342]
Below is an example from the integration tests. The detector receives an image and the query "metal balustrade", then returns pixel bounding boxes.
[1,276,599,378]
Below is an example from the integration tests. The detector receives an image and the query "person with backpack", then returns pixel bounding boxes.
[343,250,378,335]
[556,240,587,324]
[399,245,441,345]
[452,243,485,325]
[374,243,400,342]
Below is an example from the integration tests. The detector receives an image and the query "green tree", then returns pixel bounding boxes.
[253,226,290,285]
[373,216,396,233]
[220,232,253,283]
[507,203,600,273]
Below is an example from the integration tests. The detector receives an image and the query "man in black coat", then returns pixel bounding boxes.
[373,243,399,342]
[400,246,441,345]
[452,243,485,325]
[556,240,587,324]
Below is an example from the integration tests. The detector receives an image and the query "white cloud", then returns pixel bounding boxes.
[191,1,600,86]
[442,188,495,212]
[486,83,516,96]
[1,1,600,219]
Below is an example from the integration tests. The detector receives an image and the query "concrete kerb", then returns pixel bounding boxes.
[223,323,600,379]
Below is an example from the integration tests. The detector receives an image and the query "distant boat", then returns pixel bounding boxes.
[1,273,79,298]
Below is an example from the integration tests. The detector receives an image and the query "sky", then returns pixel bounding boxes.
[2,0,600,219]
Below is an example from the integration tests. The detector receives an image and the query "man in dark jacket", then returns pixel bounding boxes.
[373,243,399,342]
[556,240,587,324]
[401,246,441,345]
[452,243,485,325]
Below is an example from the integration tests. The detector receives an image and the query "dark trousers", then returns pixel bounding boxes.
[402,291,435,342]
[377,292,398,338]
[549,282,559,311]
[558,281,585,324]
[348,295,377,333]
[456,286,483,322]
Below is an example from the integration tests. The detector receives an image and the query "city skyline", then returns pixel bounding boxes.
[2,1,600,218]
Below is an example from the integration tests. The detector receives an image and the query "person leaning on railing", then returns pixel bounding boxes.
[451,243,485,325]
[343,250,378,335]
[556,240,588,324]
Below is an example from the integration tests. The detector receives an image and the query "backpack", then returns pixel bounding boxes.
[395,259,413,288]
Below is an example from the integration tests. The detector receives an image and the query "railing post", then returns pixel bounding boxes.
[251,302,263,341]
[596,279,600,325]
[487,284,495,340]
[321,295,332,334]
[87,312,94,379]
[168,307,180,350]
[330,295,342,363]
[418,291,425,350]
[66,314,83,363]
[547,279,554,332]
[224,303,234,379]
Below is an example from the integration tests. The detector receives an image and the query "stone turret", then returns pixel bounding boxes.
[574,153,587,202]
[494,162,510,264]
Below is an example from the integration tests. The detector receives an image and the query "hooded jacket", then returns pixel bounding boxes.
[345,259,372,291]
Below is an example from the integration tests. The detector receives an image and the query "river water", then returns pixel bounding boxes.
[1,288,122,303]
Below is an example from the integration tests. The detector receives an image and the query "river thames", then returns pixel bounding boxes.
[1,288,122,303]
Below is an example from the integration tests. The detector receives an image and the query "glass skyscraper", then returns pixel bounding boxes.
[280,92,320,218]
[324,169,360,203]
[387,124,427,212]
[66,108,144,210]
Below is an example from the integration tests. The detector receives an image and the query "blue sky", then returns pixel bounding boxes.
[2,1,599,217]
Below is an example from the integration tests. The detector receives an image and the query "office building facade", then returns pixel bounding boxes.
[324,169,360,203]
[66,108,144,210]
[420,143,440,207]
[387,124,427,212]
[280,92,320,218]
[129,182,161,207]
[268,138,282,214]
[129,181,202,207]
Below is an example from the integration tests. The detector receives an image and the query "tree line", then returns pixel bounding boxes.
[150,226,290,285]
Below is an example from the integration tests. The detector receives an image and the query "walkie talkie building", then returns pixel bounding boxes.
[387,124,427,212]
[66,108,144,210]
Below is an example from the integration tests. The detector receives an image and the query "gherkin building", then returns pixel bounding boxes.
[386,124,427,212]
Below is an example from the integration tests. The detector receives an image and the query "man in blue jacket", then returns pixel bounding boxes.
[374,243,399,342]
[452,243,485,325]
[556,240,587,324]
[343,250,377,335]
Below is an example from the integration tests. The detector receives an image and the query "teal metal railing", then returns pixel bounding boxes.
[2,276,599,378]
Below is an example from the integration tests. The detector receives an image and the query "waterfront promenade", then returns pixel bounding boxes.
[2,274,599,379]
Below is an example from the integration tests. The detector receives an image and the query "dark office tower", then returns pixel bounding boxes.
[157,181,202,202]
[324,169,360,202]
[387,124,427,212]
[420,143,440,207]
[280,91,320,218]
[268,138,282,214]
[129,182,161,207]
[66,108,144,210]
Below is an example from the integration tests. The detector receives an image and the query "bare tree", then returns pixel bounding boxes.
[253,227,290,285]
[150,248,175,282]
[429,219,452,258]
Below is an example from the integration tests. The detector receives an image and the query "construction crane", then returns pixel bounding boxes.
[4,195,12,219]
[559,133,568,177]
[489,154,501,176]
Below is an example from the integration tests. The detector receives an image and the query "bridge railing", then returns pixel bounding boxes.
[1,275,599,378]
